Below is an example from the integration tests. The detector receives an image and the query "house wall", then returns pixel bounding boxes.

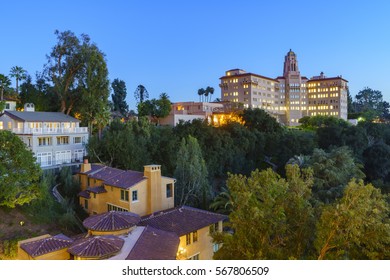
[177,221,222,260]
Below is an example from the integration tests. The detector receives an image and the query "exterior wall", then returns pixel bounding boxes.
[0,116,88,167]
[177,221,222,260]
[307,76,348,120]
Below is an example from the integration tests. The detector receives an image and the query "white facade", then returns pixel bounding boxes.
[0,108,88,168]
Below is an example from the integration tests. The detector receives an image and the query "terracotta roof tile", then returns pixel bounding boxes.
[83,211,141,232]
[104,170,146,189]
[88,166,125,181]
[126,226,179,260]
[20,234,73,257]
[140,206,227,236]
[68,235,124,259]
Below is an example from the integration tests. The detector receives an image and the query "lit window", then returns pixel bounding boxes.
[0,121,3,130]
[193,231,198,243]
[186,233,191,245]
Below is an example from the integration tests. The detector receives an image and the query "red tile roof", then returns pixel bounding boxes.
[140,206,227,236]
[126,226,179,260]
[88,166,125,181]
[104,170,146,189]
[83,211,141,232]
[68,235,124,259]
[78,190,90,199]
[20,234,73,257]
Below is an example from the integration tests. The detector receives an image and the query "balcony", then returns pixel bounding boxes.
[12,127,88,135]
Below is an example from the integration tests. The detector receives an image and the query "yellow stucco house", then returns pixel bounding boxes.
[17,161,227,260]
[78,160,175,216]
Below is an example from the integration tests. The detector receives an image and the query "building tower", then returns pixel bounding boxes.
[278,49,308,125]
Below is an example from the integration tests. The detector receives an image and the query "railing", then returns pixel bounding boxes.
[12,127,88,134]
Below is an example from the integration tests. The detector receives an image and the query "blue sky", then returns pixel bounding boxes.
[1,0,389,109]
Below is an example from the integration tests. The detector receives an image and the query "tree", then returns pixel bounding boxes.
[9,66,27,94]
[353,87,388,120]
[111,78,129,117]
[197,88,205,102]
[205,86,214,102]
[137,93,171,124]
[240,108,282,133]
[0,74,11,101]
[44,30,90,114]
[213,165,315,260]
[134,84,149,104]
[363,142,390,182]
[307,147,365,203]
[315,180,390,260]
[77,42,110,136]
[0,130,42,208]
[174,135,209,208]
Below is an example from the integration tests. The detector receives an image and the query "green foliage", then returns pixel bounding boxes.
[307,147,365,203]
[174,136,209,208]
[315,180,390,259]
[9,66,27,94]
[58,167,80,200]
[363,142,390,182]
[3,239,19,259]
[240,108,282,133]
[0,130,42,208]
[111,78,129,116]
[134,84,149,104]
[214,165,315,260]
[137,93,171,123]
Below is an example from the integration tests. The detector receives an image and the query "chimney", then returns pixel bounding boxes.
[81,158,91,173]
[144,165,162,215]
[24,103,35,112]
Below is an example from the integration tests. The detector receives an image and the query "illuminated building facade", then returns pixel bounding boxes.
[220,50,348,126]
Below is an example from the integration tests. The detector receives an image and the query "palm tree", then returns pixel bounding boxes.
[9,66,27,95]
[0,74,11,101]
[197,88,205,102]
[209,187,232,215]
[93,106,111,139]
[205,86,214,102]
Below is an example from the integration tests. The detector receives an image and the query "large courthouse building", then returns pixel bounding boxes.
[219,50,348,126]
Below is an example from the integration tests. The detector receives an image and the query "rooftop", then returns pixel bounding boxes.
[83,211,141,232]
[68,235,124,259]
[3,111,80,122]
[20,234,73,257]
[140,206,227,236]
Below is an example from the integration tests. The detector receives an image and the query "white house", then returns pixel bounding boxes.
[0,103,89,168]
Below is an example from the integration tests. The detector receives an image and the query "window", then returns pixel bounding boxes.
[5,103,10,109]
[107,203,128,212]
[7,122,11,129]
[121,190,129,201]
[213,243,220,253]
[166,183,173,198]
[210,222,220,234]
[186,233,191,245]
[192,231,198,243]
[38,137,52,146]
[84,199,88,210]
[57,136,69,145]
[74,137,82,144]
[0,121,3,130]
[132,190,138,202]
[36,152,52,167]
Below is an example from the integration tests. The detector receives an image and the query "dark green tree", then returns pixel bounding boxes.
[134,84,149,104]
[111,78,129,117]
[77,42,110,136]
[308,147,365,203]
[0,130,42,208]
[197,88,205,102]
[174,135,209,208]
[44,30,89,114]
[0,74,11,101]
[363,142,390,182]
[137,93,171,124]
[240,108,282,133]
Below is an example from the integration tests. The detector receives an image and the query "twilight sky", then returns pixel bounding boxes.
[1,0,389,109]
